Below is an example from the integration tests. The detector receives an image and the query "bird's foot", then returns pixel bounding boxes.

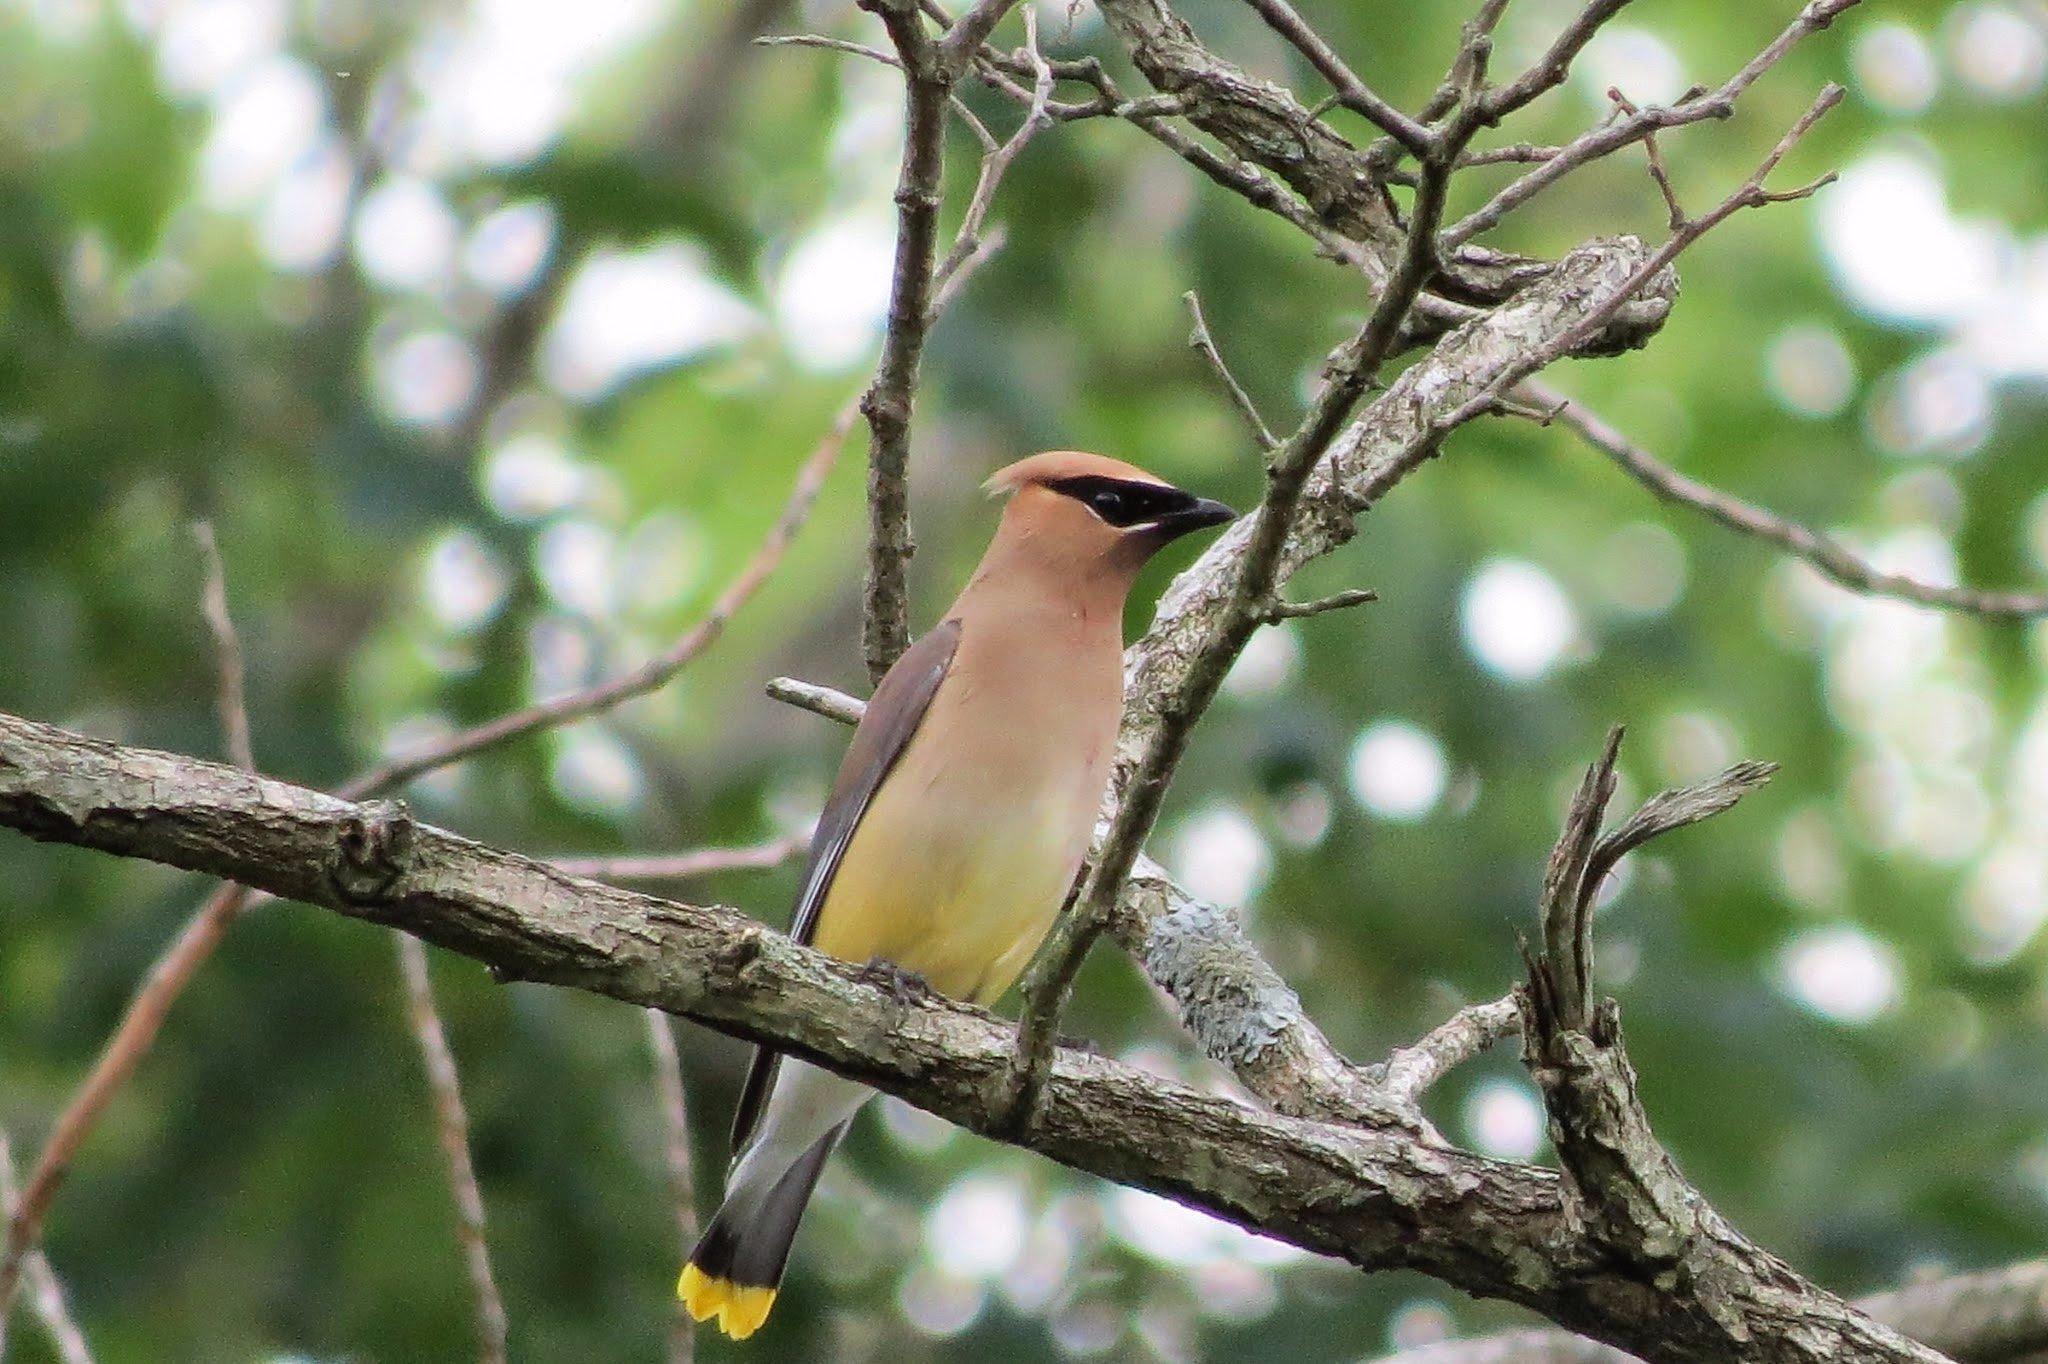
[859,957,936,1008]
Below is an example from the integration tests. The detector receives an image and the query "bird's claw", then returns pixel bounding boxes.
[859,957,935,1007]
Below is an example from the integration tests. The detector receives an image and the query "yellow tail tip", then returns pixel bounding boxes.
[678,1263,777,1340]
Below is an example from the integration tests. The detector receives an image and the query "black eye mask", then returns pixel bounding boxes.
[1043,475,1196,528]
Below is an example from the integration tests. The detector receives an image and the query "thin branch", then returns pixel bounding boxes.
[931,7,1052,295]
[395,937,507,1364]
[0,1128,92,1364]
[645,1011,698,1364]
[0,520,281,1313]
[1524,379,2048,619]
[1444,0,1862,247]
[1607,88,1686,229]
[191,522,255,773]
[1184,291,1278,452]
[547,835,805,883]
[1240,0,1436,155]
[350,402,855,795]
[1261,587,1378,621]
[1380,996,1522,1105]
[1481,0,1636,121]
[1436,84,1845,437]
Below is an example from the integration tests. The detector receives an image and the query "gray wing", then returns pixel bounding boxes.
[728,619,963,1154]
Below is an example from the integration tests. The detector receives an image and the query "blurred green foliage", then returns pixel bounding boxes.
[3,0,2047,1360]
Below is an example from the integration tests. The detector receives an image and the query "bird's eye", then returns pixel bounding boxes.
[1089,489,1127,520]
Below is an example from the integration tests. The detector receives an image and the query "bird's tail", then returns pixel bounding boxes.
[678,1122,848,1340]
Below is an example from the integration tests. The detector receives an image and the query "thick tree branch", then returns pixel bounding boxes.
[1377,1257,2048,1363]
[1516,734,1943,1363]
[0,713,1952,1363]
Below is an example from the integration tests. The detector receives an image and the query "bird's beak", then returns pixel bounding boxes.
[1150,496,1237,540]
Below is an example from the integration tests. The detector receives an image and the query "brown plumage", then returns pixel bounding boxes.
[681,452,1233,1339]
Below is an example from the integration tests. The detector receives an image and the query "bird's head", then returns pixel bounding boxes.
[983,451,1236,576]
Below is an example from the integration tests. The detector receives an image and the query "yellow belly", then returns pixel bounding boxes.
[810,786,1083,1004]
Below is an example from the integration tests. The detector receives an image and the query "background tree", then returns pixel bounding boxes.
[2,0,2047,1361]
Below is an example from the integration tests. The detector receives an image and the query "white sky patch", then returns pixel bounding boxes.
[374,329,478,427]
[1388,1300,1456,1351]
[483,433,589,521]
[464,201,556,297]
[543,241,755,398]
[1948,3,2048,101]
[925,1176,1029,1281]
[353,176,460,292]
[1461,559,1579,682]
[775,212,899,372]
[1348,720,1448,821]
[1461,1079,1545,1161]
[1222,622,1300,698]
[407,0,663,170]
[420,528,508,632]
[154,0,286,97]
[1778,924,1902,1024]
[1869,347,1994,458]
[1577,26,1686,107]
[256,136,352,271]
[1107,1186,1304,1268]
[1597,522,1687,617]
[1820,151,2005,326]
[1656,710,1738,784]
[534,518,617,618]
[1961,842,2048,965]
[1852,22,1939,114]
[1767,322,1857,418]
[198,55,325,209]
[1166,804,1272,909]
[548,724,643,816]
[898,1266,986,1338]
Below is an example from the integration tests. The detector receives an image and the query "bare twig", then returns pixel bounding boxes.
[1241,0,1436,155]
[1607,89,1685,228]
[0,1128,92,1364]
[395,937,507,1364]
[1445,0,1862,247]
[0,524,285,1313]
[1525,379,2048,619]
[351,403,855,795]
[547,835,805,883]
[1379,996,1522,1105]
[1482,0,1636,121]
[645,1010,698,1364]
[1437,85,1845,437]
[1184,291,1279,451]
[1261,587,1378,621]
[192,523,255,773]
[932,7,1052,295]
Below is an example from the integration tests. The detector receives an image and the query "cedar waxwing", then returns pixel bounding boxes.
[679,451,1235,1338]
